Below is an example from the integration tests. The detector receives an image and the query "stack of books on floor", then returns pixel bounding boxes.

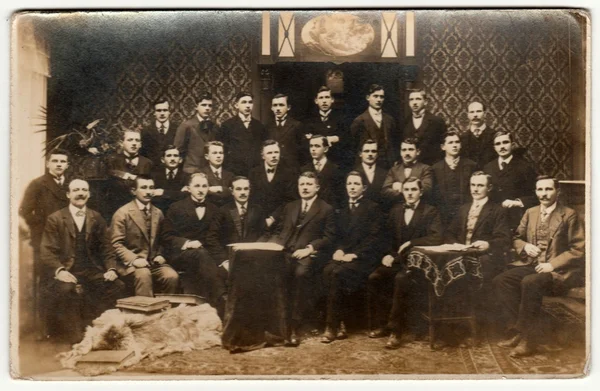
[116,296,171,313]
[76,350,134,368]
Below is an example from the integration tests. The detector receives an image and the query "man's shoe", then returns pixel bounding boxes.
[368,328,389,338]
[336,321,348,340]
[385,333,402,350]
[509,339,537,358]
[321,327,336,344]
[497,333,522,348]
[286,330,300,347]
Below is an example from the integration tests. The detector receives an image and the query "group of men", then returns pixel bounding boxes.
[19,85,584,358]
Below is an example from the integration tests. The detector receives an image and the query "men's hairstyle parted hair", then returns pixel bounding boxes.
[162,144,181,156]
[67,177,89,189]
[299,171,320,186]
[131,174,154,190]
[367,84,385,95]
[407,88,427,100]
[261,139,280,152]
[360,138,378,150]
[231,175,251,187]
[203,140,224,155]
[442,130,462,144]
[153,97,170,108]
[493,130,513,143]
[471,171,493,187]
[401,137,420,148]
[122,128,141,140]
[235,91,253,102]
[309,134,329,148]
[402,176,423,190]
[469,101,487,112]
[187,172,209,186]
[272,93,289,103]
[46,148,70,161]
[196,92,213,103]
[316,86,332,96]
[345,170,367,186]
[535,175,560,190]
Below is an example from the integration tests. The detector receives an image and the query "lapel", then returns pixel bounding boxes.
[193,116,211,143]
[408,202,424,229]
[42,174,66,200]
[348,201,368,235]
[290,200,302,226]
[149,205,161,247]
[528,206,540,241]
[277,119,294,140]
[243,205,255,238]
[473,202,493,235]
[362,111,379,140]
[128,202,150,243]
[546,206,565,240]
[85,209,96,241]
[300,199,320,227]
[229,206,243,237]
[418,111,432,133]
[61,208,77,239]
[397,164,408,183]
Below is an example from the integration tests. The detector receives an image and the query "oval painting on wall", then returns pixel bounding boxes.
[301,14,375,57]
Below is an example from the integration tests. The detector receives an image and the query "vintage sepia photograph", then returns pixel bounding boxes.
[10,8,590,379]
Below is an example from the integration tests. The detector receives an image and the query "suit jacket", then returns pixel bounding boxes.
[403,111,447,166]
[174,116,218,173]
[512,204,585,289]
[306,109,351,169]
[106,153,154,215]
[266,117,305,171]
[384,202,443,257]
[150,167,190,213]
[110,201,166,276]
[198,166,234,207]
[40,207,116,277]
[218,116,267,176]
[351,110,399,168]
[107,153,154,178]
[140,121,179,167]
[19,173,70,249]
[248,164,298,217]
[381,161,433,204]
[353,163,388,208]
[301,160,343,209]
[272,198,336,254]
[461,127,496,170]
[205,202,268,264]
[431,158,478,225]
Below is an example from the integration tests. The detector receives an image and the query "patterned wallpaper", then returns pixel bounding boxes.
[416,11,580,179]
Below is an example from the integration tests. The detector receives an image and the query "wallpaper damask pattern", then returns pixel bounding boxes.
[417,11,576,179]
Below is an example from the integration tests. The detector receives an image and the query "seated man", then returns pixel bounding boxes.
[111,175,179,297]
[270,171,336,346]
[368,177,443,349]
[41,179,125,343]
[198,141,234,207]
[382,137,433,205]
[321,171,383,343]
[162,173,227,318]
[493,176,584,357]
[150,145,190,213]
[301,135,343,209]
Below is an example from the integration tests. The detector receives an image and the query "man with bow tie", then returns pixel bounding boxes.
[367,177,443,349]
[150,145,190,213]
[266,93,305,170]
[140,98,179,167]
[460,101,497,170]
[162,173,227,319]
[350,84,399,168]
[493,176,584,357]
[402,89,447,166]
[354,139,389,209]
[111,175,179,297]
[218,92,268,176]
[174,93,218,174]
[382,137,433,205]
[41,178,125,343]
[198,141,234,207]
[483,130,537,230]
[431,131,477,226]
[321,171,383,343]
[300,135,343,209]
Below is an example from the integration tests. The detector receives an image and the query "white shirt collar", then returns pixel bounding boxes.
[368,107,382,118]
[314,156,327,167]
[319,109,332,117]
[406,200,420,210]
[135,199,150,211]
[470,123,486,132]
[69,204,87,217]
[235,200,248,213]
[445,156,460,166]
[362,162,376,172]
[239,113,251,122]
[412,109,426,118]
[265,162,277,172]
[541,202,557,216]
[302,195,318,210]
[349,195,364,204]
[210,164,222,173]
[124,151,138,159]
[472,197,489,208]
[196,114,209,122]
[166,167,178,176]
[275,115,287,123]
[156,120,170,130]
[499,155,514,167]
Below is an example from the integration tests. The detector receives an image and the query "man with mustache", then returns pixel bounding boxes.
[353,139,388,208]
[382,137,433,205]
[161,173,227,319]
[483,130,537,230]
[198,141,234,207]
[140,98,179,167]
[218,92,268,176]
[402,89,447,166]
[174,93,218,174]
[461,102,497,170]
[301,135,343,209]
[40,178,125,343]
[493,176,584,357]
[150,145,190,213]
[266,93,305,170]
[350,84,399,168]
[111,175,179,297]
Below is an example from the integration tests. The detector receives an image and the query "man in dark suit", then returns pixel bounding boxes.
[40,179,125,343]
[162,173,227,318]
[174,93,218,174]
[248,140,297,220]
[367,177,443,349]
[431,131,478,226]
[321,171,383,343]
[300,135,343,209]
[266,93,305,171]
[402,89,447,166]
[494,176,585,357]
[461,101,496,170]
[354,139,388,209]
[150,145,190,213]
[106,130,154,217]
[350,84,399,168]
[111,175,179,297]
[270,172,336,346]
[382,137,433,205]
[218,92,268,176]
[140,98,179,167]
[198,141,234,207]
[483,130,537,230]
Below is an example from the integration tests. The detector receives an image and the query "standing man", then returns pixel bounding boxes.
[151,145,190,213]
[494,176,584,357]
[270,172,336,346]
[350,84,399,168]
[218,92,268,176]
[266,93,305,171]
[461,101,496,169]
[174,93,218,174]
[382,138,433,205]
[402,89,447,166]
[140,98,179,167]
[431,131,477,226]
[301,135,343,209]
[354,139,388,208]
[483,130,537,230]
[199,141,234,207]
[40,179,125,342]
[111,175,179,297]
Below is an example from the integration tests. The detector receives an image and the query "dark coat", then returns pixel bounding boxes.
[381,161,434,204]
[173,116,218,173]
[431,158,478,226]
[461,127,497,170]
[266,116,305,171]
[140,121,179,167]
[306,109,351,169]
[198,165,234,207]
[403,111,447,166]
[106,153,154,216]
[218,116,267,176]
[384,202,443,257]
[354,163,388,208]
[248,164,298,218]
[150,167,190,213]
[301,159,343,209]
[351,109,399,168]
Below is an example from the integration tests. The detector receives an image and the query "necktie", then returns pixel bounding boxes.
[501,161,508,170]
[299,202,309,223]
[141,206,151,234]
[314,161,322,172]
[76,210,85,217]
[447,158,459,170]
[214,170,221,180]
[404,203,416,210]
[541,209,549,222]
[349,202,359,211]
[167,170,175,180]
[242,117,251,128]
[142,206,149,216]
[473,128,481,137]
[193,201,206,208]
[159,124,166,135]
[126,155,138,170]
[267,168,275,174]
[321,115,328,122]
[55,176,64,186]
[240,204,247,217]
[277,119,283,127]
